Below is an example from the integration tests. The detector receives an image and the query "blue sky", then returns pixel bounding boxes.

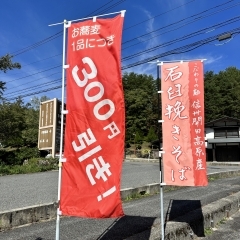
[0,0,240,103]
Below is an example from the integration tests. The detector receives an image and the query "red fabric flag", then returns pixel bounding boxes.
[60,14,125,218]
[161,61,208,186]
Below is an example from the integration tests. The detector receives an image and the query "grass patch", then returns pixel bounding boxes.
[204,217,228,237]
[124,191,150,202]
[218,218,227,224]
[164,185,183,192]
[208,175,221,182]
[215,217,227,228]
[204,227,213,236]
[0,157,58,176]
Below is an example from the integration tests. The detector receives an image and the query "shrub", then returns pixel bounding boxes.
[0,149,17,165]
[0,157,59,176]
[0,147,40,165]
[15,147,40,163]
[125,142,131,148]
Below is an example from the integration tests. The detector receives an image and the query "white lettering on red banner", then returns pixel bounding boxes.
[161,61,208,186]
[60,15,125,218]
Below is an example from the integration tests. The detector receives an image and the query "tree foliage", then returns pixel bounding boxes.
[0,54,21,73]
[122,67,240,145]
[1,66,240,153]
[0,54,21,98]
[204,67,240,122]
[123,72,158,143]
[0,98,26,147]
[146,126,158,142]
[0,96,49,148]
[22,96,49,146]
[134,131,143,145]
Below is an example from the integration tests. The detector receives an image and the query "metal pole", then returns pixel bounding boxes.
[49,10,126,26]
[55,19,68,240]
[160,182,164,240]
[157,62,165,240]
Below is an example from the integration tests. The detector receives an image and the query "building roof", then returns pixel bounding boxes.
[205,116,240,127]
[208,138,240,143]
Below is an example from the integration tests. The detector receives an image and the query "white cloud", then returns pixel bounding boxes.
[122,8,164,78]
[204,56,223,65]
[165,51,223,64]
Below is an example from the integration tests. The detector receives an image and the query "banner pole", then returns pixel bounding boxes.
[49,10,126,26]
[157,61,165,240]
[55,19,69,240]
[160,183,164,240]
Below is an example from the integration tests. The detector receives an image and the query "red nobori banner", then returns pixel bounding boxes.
[161,61,208,186]
[60,14,125,218]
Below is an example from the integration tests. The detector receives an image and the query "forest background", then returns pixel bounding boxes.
[1,54,240,173]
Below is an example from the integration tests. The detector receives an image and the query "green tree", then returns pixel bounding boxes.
[22,96,49,147]
[0,98,26,147]
[0,54,21,98]
[0,54,21,72]
[0,96,49,148]
[146,126,158,142]
[28,96,49,110]
[134,131,143,144]
[204,67,240,122]
[123,72,158,142]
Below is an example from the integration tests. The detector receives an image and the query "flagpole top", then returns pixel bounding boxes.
[121,10,126,17]
[156,59,207,66]
[49,10,126,27]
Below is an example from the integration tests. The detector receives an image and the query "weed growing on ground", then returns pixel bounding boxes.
[0,157,58,176]
[204,227,213,236]
[124,192,150,202]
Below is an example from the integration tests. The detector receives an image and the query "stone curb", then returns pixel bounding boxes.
[125,158,240,166]
[127,191,240,240]
[1,170,240,233]
[125,158,159,163]
[207,162,240,166]
[0,202,58,232]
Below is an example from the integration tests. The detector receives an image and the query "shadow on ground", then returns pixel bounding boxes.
[97,215,157,240]
[166,199,205,237]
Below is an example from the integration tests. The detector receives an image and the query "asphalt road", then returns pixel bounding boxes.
[1,175,240,239]
[0,162,240,212]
